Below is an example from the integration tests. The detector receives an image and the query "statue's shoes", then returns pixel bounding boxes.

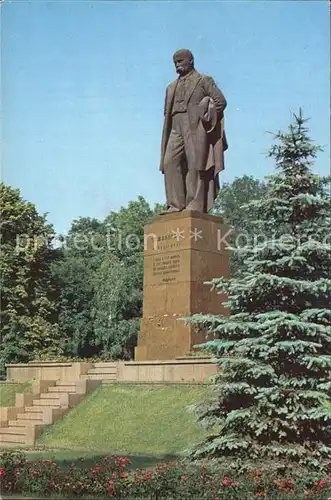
[160,207,183,215]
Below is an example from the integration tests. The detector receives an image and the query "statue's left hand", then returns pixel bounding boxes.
[198,97,217,133]
[198,97,210,121]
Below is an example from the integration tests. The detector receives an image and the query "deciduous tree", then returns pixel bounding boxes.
[0,184,62,373]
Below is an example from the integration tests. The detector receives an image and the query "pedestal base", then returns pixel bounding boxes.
[135,210,229,360]
[135,316,206,361]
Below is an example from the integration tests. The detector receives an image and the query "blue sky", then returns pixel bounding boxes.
[2,0,329,234]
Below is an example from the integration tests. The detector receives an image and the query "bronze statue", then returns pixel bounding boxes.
[160,49,228,213]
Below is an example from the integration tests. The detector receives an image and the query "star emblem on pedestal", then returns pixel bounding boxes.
[189,227,203,241]
[171,228,185,241]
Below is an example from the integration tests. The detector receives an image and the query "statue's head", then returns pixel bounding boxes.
[173,49,194,76]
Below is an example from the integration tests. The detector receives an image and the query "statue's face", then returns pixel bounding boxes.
[173,53,193,76]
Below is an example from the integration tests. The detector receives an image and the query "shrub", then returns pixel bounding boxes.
[0,450,330,498]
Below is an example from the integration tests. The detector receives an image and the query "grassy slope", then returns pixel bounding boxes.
[36,384,213,456]
[0,382,32,407]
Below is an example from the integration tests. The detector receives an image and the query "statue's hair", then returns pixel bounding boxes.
[173,49,194,65]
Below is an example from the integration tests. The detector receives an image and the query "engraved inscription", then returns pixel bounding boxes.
[152,253,181,283]
[156,233,180,251]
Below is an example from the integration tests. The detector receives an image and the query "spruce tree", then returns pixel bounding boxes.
[187,111,331,475]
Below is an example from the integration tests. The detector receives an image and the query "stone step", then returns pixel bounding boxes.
[17,412,43,420]
[25,406,46,413]
[48,386,77,393]
[83,373,117,380]
[0,427,27,435]
[8,420,28,427]
[26,405,60,412]
[0,432,27,444]
[88,367,117,374]
[40,392,62,399]
[92,362,117,368]
[56,381,76,386]
[9,419,43,427]
[33,398,62,406]
[15,419,43,428]
[0,441,27,448]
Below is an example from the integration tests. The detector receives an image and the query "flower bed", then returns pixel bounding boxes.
[0,450,330,499]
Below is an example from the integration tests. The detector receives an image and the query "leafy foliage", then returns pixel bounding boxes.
[92,247,143,359]
[1,450,330,498]
[0,184,63,374]
[187,111,331,474]
[53,197,162,359]
[1,177,269,365]
[51,217,106,357]
[212,176,269,276]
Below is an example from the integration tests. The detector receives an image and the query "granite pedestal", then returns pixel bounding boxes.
[135,210,229,361]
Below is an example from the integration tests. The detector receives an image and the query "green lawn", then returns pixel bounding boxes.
[36,384,213,456]
[0,382,32,407]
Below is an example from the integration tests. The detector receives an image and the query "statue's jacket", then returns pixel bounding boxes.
[160,70,228,176]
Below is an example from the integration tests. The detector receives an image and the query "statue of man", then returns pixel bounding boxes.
[160,49,228,213]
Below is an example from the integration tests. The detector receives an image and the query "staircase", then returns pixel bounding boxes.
[0,379,100,447]
[81,362,118,383]
[0,359,218,448]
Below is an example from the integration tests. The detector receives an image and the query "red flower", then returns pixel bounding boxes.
[108,480,114,489]
[221,477,229,486]
[120,472,129,478]
[118,457,131,467]
[314,480,326,487]
[230,481,237,487]
[0,468,5,476]
[304,490,310,496]
[183,475,189,482]
[256,494,262,498]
